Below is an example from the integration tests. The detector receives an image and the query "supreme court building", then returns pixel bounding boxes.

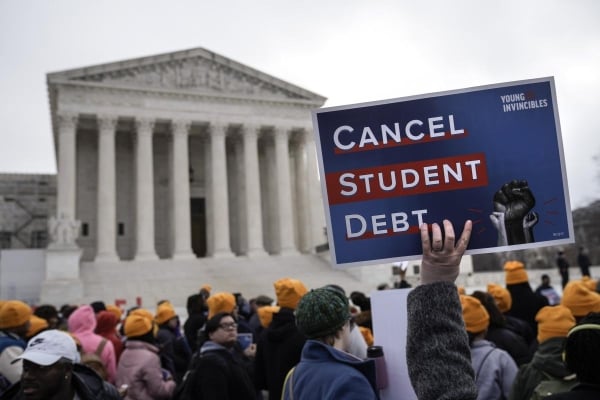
[47,48,327,263]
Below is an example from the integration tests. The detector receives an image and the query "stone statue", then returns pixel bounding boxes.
[48,213,81,248]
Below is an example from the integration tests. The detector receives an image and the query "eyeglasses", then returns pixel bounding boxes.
[218,322,237,330]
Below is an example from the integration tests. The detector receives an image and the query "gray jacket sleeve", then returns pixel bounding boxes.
[406,281,478,400]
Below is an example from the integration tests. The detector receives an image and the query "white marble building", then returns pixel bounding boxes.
[47,48,328,263]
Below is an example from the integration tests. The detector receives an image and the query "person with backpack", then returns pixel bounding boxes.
[67,305,116,383]
[178,312,255,400]
[509,305,577,400]
[116,313,176,400]
[461,294,518,399]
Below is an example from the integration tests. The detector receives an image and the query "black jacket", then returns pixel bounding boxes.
[1,363,120,400]
[254,307,306,400]
[193,344,255,400]
[507,282,549,335]
[486,325,532,366]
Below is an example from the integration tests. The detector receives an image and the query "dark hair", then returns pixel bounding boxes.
[471,291,506,328]
[564,312,600,384]
[34,305,59,320]
[197,312,233,348]
[90,301,106,314]
[350,292,371,311]
[186,294,204,316]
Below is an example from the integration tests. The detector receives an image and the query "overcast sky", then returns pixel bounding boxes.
[0,0,599,208]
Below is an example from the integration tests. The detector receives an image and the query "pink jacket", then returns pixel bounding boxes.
[68,305,117,383]
[116,340,176,400]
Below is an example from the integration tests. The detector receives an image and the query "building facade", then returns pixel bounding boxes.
[47,48,327,262]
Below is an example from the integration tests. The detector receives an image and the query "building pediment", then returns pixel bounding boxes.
[47,48,326,103]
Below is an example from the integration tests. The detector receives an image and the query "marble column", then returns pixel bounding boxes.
[294,131,311,253]
[305,130,326,251]
[209,122,233,257]
[243,125,267,256]
[134,117,158,260]
[171,119,194,259]
[56,112,78,220]
[274,127,297,254]
[96,115,119,262]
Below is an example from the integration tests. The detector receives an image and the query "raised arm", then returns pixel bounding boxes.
[406,220,478,400]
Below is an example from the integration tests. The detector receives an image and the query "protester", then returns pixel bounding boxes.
[471,291,531,366]
[0,329,120,400]
[556,251,570,289]
[461,294,518,399]
[0,301,31,394]
[577,246,591,278]
[535,274,561,306]
[95,311,123,363]
[545,313,600,399]
[190,312,255,399]
[206,292,252,343]
[508,305,577,400]
[487,283,536,350]
[281,287,378,399]
[154,302,190,383]
[254,278,307,400]
[405,219,478,400]
[504,261,548,335]
[116,314,175,400]
[183,293,206,353]
[67,305,117,383]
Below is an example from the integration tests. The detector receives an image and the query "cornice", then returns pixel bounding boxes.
[49,79,324,109]
[46,47,327,104]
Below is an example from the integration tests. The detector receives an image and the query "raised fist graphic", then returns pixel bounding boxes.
[490,180,538,245]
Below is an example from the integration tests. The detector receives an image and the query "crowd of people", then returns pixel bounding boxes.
[0,219,599,399]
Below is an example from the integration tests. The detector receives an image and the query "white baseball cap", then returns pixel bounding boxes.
[14,329,80,366]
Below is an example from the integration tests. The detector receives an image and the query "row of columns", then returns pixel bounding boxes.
[56,113,307,261]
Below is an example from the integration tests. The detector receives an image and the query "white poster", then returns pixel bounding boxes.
[370,288,417,400]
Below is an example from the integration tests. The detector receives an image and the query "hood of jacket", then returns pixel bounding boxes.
[266,307,302,343]
[301,340,377,392]
[530,337,572,378]
[94,311,118,336]
[68,305,97,335]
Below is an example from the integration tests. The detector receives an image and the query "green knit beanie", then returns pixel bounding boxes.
[295,287,350,339]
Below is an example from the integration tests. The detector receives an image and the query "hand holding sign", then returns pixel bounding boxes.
[420,219,472,284]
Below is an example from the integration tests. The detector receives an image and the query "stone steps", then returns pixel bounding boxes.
[79,253,369,309]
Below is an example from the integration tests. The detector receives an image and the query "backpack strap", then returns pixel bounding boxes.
[282,367,296,400]
[95,338,108,357]
[475,347,496,380]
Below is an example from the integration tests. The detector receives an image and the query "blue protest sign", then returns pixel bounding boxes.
[312,77,574,267]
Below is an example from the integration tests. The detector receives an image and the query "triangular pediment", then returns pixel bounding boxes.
[47,48,326,103]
